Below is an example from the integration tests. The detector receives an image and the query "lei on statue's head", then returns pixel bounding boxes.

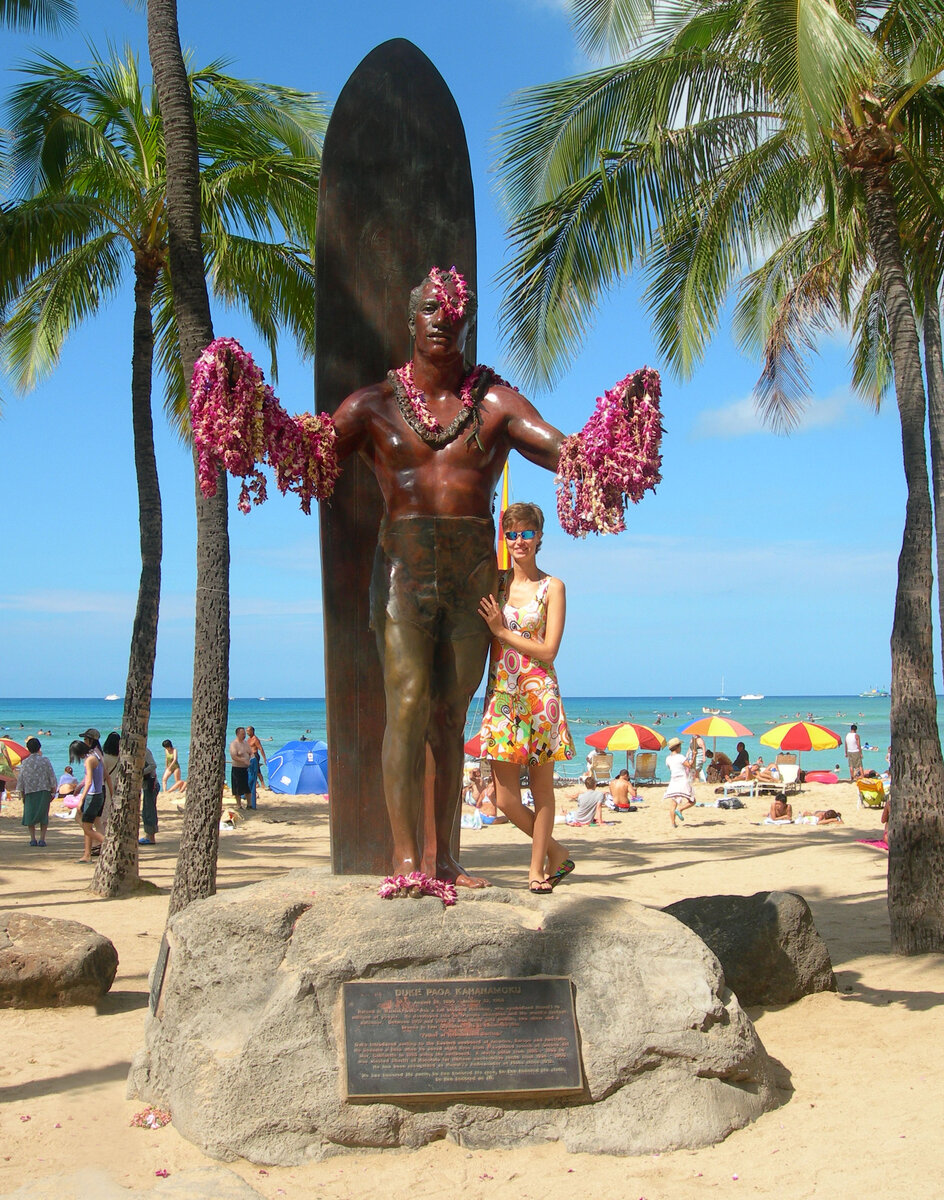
[408,265,477,334]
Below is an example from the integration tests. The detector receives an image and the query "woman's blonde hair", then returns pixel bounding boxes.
[502,501,544,551]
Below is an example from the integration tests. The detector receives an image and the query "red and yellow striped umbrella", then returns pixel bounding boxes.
[760,722,840,752]
[585,722,667,770]
[585,723,666,752]
[0,737,29,765]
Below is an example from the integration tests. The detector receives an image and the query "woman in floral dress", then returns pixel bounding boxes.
[477,502,576,893]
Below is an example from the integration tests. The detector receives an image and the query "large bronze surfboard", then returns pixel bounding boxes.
[315,40,477,875]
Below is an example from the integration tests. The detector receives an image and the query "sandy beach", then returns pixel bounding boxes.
[1,775,941,1199]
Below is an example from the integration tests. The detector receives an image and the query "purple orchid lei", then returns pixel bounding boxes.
[378,871,458,906]
[190,338,340,514]
[556,367,663,536]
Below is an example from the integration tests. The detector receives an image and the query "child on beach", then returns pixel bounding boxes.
[664,736,695,827]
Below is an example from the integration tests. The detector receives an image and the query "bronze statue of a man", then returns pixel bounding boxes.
[331,268,565,886]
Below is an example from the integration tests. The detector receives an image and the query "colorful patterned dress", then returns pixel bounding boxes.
[478,573,576,766]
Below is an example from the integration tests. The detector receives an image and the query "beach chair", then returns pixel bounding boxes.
[775,752,797,766]
[856,777,886,809]
[757,763,801,796]
[589,751,614,783]
[632,751,661,787]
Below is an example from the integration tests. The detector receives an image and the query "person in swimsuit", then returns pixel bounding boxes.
[161,739,183,793]
[477,502,576,893]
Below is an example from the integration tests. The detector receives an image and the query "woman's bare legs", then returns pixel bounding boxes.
[492,760,569,884]
[80,820,103,861]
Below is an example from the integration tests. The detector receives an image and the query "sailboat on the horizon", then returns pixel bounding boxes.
[717,676,728,701]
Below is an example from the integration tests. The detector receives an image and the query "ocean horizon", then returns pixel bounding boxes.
[3,692,930,783]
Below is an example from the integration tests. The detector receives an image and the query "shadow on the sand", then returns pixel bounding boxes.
[0,1060,131,1103]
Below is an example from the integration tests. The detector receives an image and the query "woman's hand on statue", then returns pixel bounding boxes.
[478,594,506,637]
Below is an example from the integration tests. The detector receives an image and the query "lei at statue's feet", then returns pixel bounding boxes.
[378,871,458,906]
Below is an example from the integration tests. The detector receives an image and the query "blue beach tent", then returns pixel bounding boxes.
[267,739,329,795]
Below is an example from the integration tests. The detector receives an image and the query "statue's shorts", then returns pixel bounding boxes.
[370,515,498,642]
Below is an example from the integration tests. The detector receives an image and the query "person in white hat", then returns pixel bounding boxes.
[664,736,696,828]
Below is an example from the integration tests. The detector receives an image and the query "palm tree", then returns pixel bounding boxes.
[497,0,944,951]
[146,0,232,916]
[1,0,75,32]
[1,45,325,897]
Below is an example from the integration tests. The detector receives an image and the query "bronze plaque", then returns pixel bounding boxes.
[149,933,170,1016]
[343,977,583,1102]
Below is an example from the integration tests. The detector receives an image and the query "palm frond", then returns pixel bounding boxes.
[747,0,878,135]
[850,270,892,405]
[570,0,658,60]
[0,0,76,31]
[2,231,125,388]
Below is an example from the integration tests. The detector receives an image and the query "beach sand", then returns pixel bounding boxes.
[1,776,941,1199]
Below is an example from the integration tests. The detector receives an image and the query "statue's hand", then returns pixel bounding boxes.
[477,595,506,637]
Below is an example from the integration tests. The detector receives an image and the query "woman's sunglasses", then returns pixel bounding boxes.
[504,530,537,541]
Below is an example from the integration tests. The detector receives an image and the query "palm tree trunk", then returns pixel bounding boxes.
[147,0,229,916]
[923,279,944,684]
[92,260,161,898]
[92,262,161,897]
[862,167,944,953]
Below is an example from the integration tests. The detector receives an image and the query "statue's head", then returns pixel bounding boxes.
[408,266,477,337]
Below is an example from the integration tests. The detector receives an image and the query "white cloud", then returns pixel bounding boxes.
[691,390,857,440]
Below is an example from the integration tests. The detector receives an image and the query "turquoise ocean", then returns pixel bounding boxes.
[1,693,926,783]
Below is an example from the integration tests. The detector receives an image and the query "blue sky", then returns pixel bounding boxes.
[1,0,909,698]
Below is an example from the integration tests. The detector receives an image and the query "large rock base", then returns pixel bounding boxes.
[129,870,779,1163]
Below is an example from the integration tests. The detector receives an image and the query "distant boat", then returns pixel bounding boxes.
[259,696,267,701]
[104,693,119,701]
[717,676,728,701]
[702,706,720,715]
[740,693,764,700]
[859,686,889,697]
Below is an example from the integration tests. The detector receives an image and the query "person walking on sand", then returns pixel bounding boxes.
[229,727,252,809]
[664,736,696,827]
[246,725,267,809]
[139,745,159,845]
[477,501,576,894]
[70,739,105,862]
[17,737,57,847]
[845,724,863,781]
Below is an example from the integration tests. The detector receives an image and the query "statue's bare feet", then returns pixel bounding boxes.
[437,854,490,889]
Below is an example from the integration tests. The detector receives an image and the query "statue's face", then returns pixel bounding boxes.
[413,278,469,358]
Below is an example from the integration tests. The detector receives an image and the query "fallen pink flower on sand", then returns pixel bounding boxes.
[155,1168,169,1177]
[131,1106,172,1129]
[19,1115,30,1122]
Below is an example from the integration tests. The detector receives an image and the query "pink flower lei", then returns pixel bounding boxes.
[427,265,469,323]
[390,361,512,448]
[378,871,458,906]
[190,337,340,515]
[556,367,663,537]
